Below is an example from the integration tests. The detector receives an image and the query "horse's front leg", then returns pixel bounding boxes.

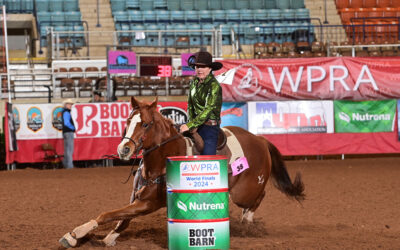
[59,199,159,248]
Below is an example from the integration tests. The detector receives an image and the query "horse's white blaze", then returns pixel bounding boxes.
[118,113,141,158]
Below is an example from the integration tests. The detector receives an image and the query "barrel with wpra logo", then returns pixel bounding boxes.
[167,155,229,250]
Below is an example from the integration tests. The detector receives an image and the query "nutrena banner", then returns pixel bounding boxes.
[334,100,396,133]
[215,57,400,101]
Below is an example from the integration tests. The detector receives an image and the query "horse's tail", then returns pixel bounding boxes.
[268,141,305,203]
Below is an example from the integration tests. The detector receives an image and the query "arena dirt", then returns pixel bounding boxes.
[0,157,399,249]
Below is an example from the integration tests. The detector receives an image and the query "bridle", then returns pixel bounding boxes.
[120,112,182,186]
[121,112,182,157]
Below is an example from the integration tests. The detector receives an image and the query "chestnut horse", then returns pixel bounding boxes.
[59,97,305,248]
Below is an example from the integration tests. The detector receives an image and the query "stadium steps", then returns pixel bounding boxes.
[305,0,346,42]
[79,0,115,58]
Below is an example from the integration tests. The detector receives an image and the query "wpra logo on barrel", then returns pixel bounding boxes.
[180,161,221,189]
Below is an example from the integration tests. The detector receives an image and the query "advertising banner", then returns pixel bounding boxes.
[107,51,137,74]
[248,101,334,134]
[215,57,400,101]
[398,100,400,141]
[6,102,188,163]
[334,100,396,133]
[220,102,248,130]
[181,53,195,76]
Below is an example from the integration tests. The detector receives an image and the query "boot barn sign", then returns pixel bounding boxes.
[215,57,400,101]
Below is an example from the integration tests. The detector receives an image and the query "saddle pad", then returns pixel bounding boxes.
[221,127,245,165]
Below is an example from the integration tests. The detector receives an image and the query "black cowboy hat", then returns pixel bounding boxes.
[188,51,223,71]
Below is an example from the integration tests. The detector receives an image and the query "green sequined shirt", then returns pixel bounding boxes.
[186,73,222,129]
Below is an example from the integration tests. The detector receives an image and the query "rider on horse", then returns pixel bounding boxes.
[179,51,223,155]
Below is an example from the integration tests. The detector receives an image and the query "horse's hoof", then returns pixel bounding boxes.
[59,232,77,248]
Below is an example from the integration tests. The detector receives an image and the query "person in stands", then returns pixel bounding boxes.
[179,51,223,155]
[62,99,76,169]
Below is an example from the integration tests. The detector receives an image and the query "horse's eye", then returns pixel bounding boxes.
[142,123,148,128]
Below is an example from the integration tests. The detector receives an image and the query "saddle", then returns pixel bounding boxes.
[183,127,227,153]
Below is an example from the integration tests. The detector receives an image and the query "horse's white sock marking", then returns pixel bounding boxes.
[103,230,120,246]
[222,128,245,164]
[243,211,254,223]
[72,219,98,239]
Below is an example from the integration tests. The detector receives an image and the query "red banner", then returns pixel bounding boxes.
[215,57,400,101]
[5,102,188,164]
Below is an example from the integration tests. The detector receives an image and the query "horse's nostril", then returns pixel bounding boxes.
[123,146,130,155]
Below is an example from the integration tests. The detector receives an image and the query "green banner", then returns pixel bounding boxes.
[334,100,396,133]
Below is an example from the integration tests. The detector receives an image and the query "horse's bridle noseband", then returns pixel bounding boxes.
[121,120,154,157]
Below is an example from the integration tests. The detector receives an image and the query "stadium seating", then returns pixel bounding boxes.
[110,0,313,46]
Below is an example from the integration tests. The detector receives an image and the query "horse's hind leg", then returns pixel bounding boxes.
[103,219,131,246]
[242,190,266,223]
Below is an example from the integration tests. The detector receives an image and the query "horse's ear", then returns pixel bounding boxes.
[131,96,139,109]
[150,96,158,110]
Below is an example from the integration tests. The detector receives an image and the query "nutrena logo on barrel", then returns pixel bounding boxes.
[167,156,230,249]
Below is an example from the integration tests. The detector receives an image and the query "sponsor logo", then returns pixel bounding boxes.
[159,106,188,125]
[188,228,215,247]
[352,113,391,121]
[177,200,225,212]
[52,106,63,131]
[181,161,220,174]
[233,63,262,98]
[12,107,20,132]
[27,107,43,132]
[339,112,350,123]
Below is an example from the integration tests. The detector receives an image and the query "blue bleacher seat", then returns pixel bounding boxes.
[35,0,49,12]
[6,0,19,13]
[146,24,160,45]
[194,0,208,10]
[156,10,170,23]
[21,0,34,13]
[131,24,147,45]
[211,10,226,25]
[281,9,295,20]
[184,10,199,23]
[189,23,201,45]
[63,0,79,11]
[253,9,268,23]
[37,11,52,23]
[65,11,81,24]
[111,0,126,12]
[126,0,139,9]
[167,0,180,10]
[128,10,142,23]
[222,0,235,10]
[236,0,249,9]
[72,25,85,47]
[52,11,65,26]
[209,0,222,10]
[290,0,305,9]
[264,0,276,9]
[142,10,157,23]
[181,0,194,10]
[201,23,215,44]
[113,11,129,22]
[198,10,212,23]
[170,10,185,23]
[140,0,154,10]
[226,9,240,24]
[49,0,63,12]
[154,0,167,9]
[295,8,310,19]
[240,9,254,24]
[249,0,264,9]
[267,9,281,20]
[276,0,290,10]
